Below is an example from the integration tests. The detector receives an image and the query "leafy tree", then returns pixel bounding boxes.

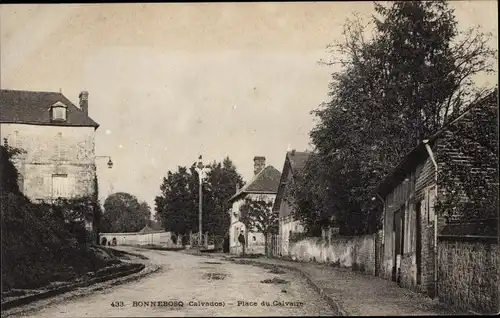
[155,166,198,236]
[296,1,496,235]
[203,157,245,240]
[286,153,333,236]
[239,196,278,256]
[155,157,244,245]
[1,143,25,195]
[102,192,151,232]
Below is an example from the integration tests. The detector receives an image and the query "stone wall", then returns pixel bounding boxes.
[1,123,97,202]
[289,234,377,275]
[280,219,304,256]
[438,239,499,314]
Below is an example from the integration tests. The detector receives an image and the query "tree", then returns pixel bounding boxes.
[297,1,496,235]
[1,144,25,196]
[154,166,198,237]
[155,157,244,245]
[203,157,245,240]
[102,192,151,232]
[239,196,278,256]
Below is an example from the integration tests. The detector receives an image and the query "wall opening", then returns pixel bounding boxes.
[416,200,422,285]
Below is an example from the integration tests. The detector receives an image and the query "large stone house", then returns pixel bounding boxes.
[375,89,498,314]
[272,150,310,256]
[0,89,100,229]
[228,156,281,255]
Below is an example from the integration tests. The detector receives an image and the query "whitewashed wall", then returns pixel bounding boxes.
[99,231,175,247]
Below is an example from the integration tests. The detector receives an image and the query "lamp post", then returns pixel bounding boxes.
[95,156,114,169]
[194,155,209,248]
[94,155,113,244]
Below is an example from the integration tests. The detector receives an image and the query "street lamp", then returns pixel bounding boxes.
[194,155,209,248]
[96,155,113,169]
[95,155,114,199]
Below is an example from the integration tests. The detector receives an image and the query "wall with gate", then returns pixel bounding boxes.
[99,231,175,247]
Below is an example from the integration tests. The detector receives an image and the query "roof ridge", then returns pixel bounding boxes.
[228,165,281,202]
[426,88,498,142]
[1,88,63,94]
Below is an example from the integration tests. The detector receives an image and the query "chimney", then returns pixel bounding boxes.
[253,156,266,175]
[79,91,89,115]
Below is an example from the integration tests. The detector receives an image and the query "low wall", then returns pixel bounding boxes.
[99,232,177,247]
[438,239,499,314]
[289,233,377,275]
[229,231,265,255]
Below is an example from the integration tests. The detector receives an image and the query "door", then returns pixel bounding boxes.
[392,210,399,282]
[392,205,405,282]
[415,201,422,285]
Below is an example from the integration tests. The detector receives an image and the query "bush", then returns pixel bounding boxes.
[289,231,309,244]
[0,145,109,292]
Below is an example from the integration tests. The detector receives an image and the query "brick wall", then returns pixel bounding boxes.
[1,123,97,202]
[438,239,499,314]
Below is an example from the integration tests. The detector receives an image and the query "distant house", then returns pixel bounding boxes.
[273,150,310,256]
[375,89,498,314]
[0,89,100,229]
[228,156,281,255]
[138,221,164,234]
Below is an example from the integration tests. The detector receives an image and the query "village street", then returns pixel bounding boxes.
[8,247,336,317]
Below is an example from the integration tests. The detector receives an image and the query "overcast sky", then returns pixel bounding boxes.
[1,2,497,212]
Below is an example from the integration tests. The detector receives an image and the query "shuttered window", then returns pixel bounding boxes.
[52,174,74,199]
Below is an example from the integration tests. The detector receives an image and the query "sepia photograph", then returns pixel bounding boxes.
[0,1,498,317]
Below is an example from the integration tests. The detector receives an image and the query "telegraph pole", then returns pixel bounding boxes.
[195,155,206,248]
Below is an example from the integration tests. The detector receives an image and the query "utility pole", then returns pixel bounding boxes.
[198,172,202,247]
[195,155,207,248]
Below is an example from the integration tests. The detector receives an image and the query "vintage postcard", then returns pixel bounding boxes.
[1,2,498,317]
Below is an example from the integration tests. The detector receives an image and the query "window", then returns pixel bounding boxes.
[51,101,67,121]
[52,174,74,199]
[253,236,256,242]
[54,132,68,161]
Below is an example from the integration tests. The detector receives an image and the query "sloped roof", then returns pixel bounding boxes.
[138,223,164,234]
[287,151,310,175]
[0,89,99,128]
[229,165,281,202]
[272,151,311,212]
[376,88,498,197]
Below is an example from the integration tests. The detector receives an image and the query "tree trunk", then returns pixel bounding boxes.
[264,232,268,257]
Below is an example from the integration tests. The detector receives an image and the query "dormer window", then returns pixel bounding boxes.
[51,101,67,121]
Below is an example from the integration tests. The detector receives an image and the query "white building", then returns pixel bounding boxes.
[227,156,281,255]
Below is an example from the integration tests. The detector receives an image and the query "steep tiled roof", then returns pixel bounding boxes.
[287,151,310,175]
[0,89,99,128]
[229,165,281,202]
[376,88,498,197]
[272,151,311,212]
